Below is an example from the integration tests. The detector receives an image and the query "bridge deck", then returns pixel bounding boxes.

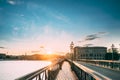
[56,61,78,80]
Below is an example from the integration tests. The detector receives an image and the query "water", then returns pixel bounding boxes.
[0,60,51,80]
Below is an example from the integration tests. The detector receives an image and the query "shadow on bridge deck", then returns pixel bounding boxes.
[56,61,78,80]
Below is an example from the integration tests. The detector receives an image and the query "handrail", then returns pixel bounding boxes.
[73,61,111,80]
[68,60,111,80]
[77,59,120,71]
[73,61,101,80]
[16,66,50,80]
[78,59,120,63]
[16,59,65,80]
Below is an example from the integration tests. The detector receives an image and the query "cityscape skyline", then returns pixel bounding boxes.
[0,0,120,55]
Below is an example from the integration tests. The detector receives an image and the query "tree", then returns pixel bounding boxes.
[105,44,119,60]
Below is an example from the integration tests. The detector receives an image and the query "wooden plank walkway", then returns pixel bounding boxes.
[56,61,78,80]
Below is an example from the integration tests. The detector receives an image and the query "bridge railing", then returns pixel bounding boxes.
[16,59,64,80]
[67,60,103,80]
[78,59,120,71]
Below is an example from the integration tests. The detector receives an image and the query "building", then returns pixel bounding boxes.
[0,53,6,59]
[74,46,107,60]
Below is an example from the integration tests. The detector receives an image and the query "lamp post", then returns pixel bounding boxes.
[119,44,120,60]
[111,44,114,60]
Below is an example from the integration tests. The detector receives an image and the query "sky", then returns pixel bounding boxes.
[0,0,120,55]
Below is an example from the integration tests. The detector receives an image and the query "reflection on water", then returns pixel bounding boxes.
[0,60,51,80]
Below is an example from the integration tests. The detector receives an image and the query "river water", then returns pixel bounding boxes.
[0,60,51,80]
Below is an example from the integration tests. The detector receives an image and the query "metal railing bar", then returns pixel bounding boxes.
[16,59,65,80]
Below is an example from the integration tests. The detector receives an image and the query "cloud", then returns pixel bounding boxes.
[26,2,69,23]
[7,0,16,5]
[7,0,24,5]
[79,32,108,42]
[38,5,70,23]
[85,34,99,41]
[97,32,108,35]
[83,44,93,47]
[13,27,19,31]
[0,47,5,49]
[20,14,24,17]
[51,13,69,23]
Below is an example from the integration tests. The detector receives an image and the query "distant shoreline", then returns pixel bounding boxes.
[0,59,50,61]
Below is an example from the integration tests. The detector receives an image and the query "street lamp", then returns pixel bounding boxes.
[111,44,114,60]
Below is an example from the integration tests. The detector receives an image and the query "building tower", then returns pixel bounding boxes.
[70,41,74,60]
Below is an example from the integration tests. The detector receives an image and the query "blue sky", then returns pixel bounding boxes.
[0,0,120,54]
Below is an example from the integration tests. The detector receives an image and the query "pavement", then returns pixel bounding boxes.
[56,61,78,80]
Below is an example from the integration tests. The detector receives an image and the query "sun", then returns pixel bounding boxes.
[47,51,53,54]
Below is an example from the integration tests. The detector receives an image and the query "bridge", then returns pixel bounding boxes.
[16,58,120,80]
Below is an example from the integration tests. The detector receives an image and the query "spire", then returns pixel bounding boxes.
[111,44,115,49]
[70,41,74,53]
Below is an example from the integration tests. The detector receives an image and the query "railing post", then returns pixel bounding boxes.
[39,74,41,80]
[80,69,82,79]
[111,62,113,69]
[84,72,86,80]
[45,70,47,80]
[48,69,51,80]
